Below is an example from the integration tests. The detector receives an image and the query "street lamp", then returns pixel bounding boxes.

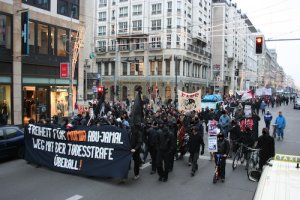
[175,56,178,108]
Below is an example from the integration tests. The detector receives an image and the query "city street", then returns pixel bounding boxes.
[0,103,298,200]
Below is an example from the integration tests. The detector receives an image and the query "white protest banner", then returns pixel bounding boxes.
[178,90,201,112]
[207,120,219,136]
[208,136,218,152]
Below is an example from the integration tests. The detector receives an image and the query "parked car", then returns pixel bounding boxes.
[294,98,300,109]
[0,126,25,159]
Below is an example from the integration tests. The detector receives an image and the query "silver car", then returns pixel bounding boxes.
[294,98,300,109]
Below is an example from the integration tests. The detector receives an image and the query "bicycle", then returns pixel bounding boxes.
[232,142,246,170]
[246,147,261,181]
[213,154,225,184]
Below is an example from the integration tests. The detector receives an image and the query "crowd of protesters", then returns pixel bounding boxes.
[26,92,293,183]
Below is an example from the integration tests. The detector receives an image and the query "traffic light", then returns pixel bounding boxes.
[97,86,104,98]
[235,69,239,76]
[255,36,263,54]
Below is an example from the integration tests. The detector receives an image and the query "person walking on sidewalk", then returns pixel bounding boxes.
[275,111,286,140]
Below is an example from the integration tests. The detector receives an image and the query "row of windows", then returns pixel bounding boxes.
[97,18,190,35]
[22,0,80,19]
[98,2,192,19]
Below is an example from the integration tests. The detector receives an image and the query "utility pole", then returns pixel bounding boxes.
[114,40,118,102]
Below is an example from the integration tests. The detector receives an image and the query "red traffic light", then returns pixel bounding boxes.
[97,86,103,93]
[256,37,263,44]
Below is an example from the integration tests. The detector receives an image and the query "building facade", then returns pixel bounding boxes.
[91,0,213,102]
[0,0,85,125]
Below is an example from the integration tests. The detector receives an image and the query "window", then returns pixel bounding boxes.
[22,0,50,10]
[150,61,155,75]
[151,20,161,31]
[37,24,49,54]
[133,4,142,15]
[57,28,67,57]
[132,20,142,31]
[157,61,162,75]
[111,25,115,34]
[177,18,181,28]
[152,3,162,15]
[122,62,127,75]
[167,18,172,28]
[130,63,136,75]
[118,22,128,33]
[166,60,170,75]
[29,21,35,53]
[167,1,172,12]
[98,12,106,21]
[0,14,12,50]
[50,27,55,55]
[166,34,171,47]
[120,0,127,2]
[151,37,161,48]
[5,128,17,139]
[104,62,109,76]
[57,0,79,19]
[111,62,115,76]
[98,26,106,36]
[119,7,128,17]
[97,40,106,51]
[177,1,182,13]
[176,34,180,45]
[99,0,107,7]
[111,10,115,20]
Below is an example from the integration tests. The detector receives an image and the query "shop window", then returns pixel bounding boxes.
[165,86,171,99]
[150,61,155,75]
[50,27,55,55]
[38,24,49,54]
[29,21,35,53]
[57,28,67,57]
[157,61,162,75]
[0,85,11,125]
[0,14,12,50]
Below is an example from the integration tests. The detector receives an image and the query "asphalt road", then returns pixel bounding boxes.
[0,103,298,200]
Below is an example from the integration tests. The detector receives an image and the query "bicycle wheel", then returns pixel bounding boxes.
[247,158,256,179]
[232,151,241,170]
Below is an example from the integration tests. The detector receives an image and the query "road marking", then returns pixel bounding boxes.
[66,195,83,200]
[140,162,151,169]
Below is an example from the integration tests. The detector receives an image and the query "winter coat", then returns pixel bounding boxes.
[264,113,273,122]
[188,132,205,153]
[275,115,286,129]
[256,134,275,164]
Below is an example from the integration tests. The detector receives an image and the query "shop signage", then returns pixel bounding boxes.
[60,63,69,79]
[21,11,29,55]
[24,124,131,178]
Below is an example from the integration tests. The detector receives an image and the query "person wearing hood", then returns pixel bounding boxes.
[260,100,267,115]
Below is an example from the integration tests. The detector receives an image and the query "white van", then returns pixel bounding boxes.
[252,154,300,200]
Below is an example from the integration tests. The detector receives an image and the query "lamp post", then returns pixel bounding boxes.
[68,11,73,117]
[175,56,178,108]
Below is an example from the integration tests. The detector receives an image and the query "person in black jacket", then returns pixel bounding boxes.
[229,120,241,157]
[256,128,275,170]
[130,124,143,180]
[188,126,205,176]
[214,132,230,182]
[148,121,159,174]
[156,120,174,182]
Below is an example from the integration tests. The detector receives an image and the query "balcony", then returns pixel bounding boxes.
[108,46,116,52]
[119,44,130,52]
[95,47,106,54]
[132,43,145,51]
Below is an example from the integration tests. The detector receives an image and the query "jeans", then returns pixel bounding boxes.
[277,128,284,138]
[214,154,226,179]
[265,121,271,130]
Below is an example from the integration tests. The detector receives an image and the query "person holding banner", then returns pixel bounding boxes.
[214,132,230,182]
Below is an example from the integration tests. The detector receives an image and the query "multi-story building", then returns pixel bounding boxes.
[92,0,213,102]
[0,0,85,125]
[211,0,258,94]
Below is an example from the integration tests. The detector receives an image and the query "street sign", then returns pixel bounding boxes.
[92,86,97,93]
[60,63,69,79]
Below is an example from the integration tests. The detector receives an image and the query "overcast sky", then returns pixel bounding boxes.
[234,0,300,87]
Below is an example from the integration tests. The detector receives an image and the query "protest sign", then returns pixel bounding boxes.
[208,136,218,152]
[24,124,131,178]
[178,90,201,112]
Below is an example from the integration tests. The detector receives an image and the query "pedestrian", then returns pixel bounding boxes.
[188,126,205,176]
[218,111,230,139]
[229,120,241,157]
[156,120,173,182]
[130,124,143,180]
[256,128,275,170]
[148,120,159,174]
[214,132,230,182]
[264,110,272,130]
[260,101,266,115]
[275,111,286,140]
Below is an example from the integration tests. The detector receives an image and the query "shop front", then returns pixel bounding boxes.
[23,85,76,124]
[0,84,11,125]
